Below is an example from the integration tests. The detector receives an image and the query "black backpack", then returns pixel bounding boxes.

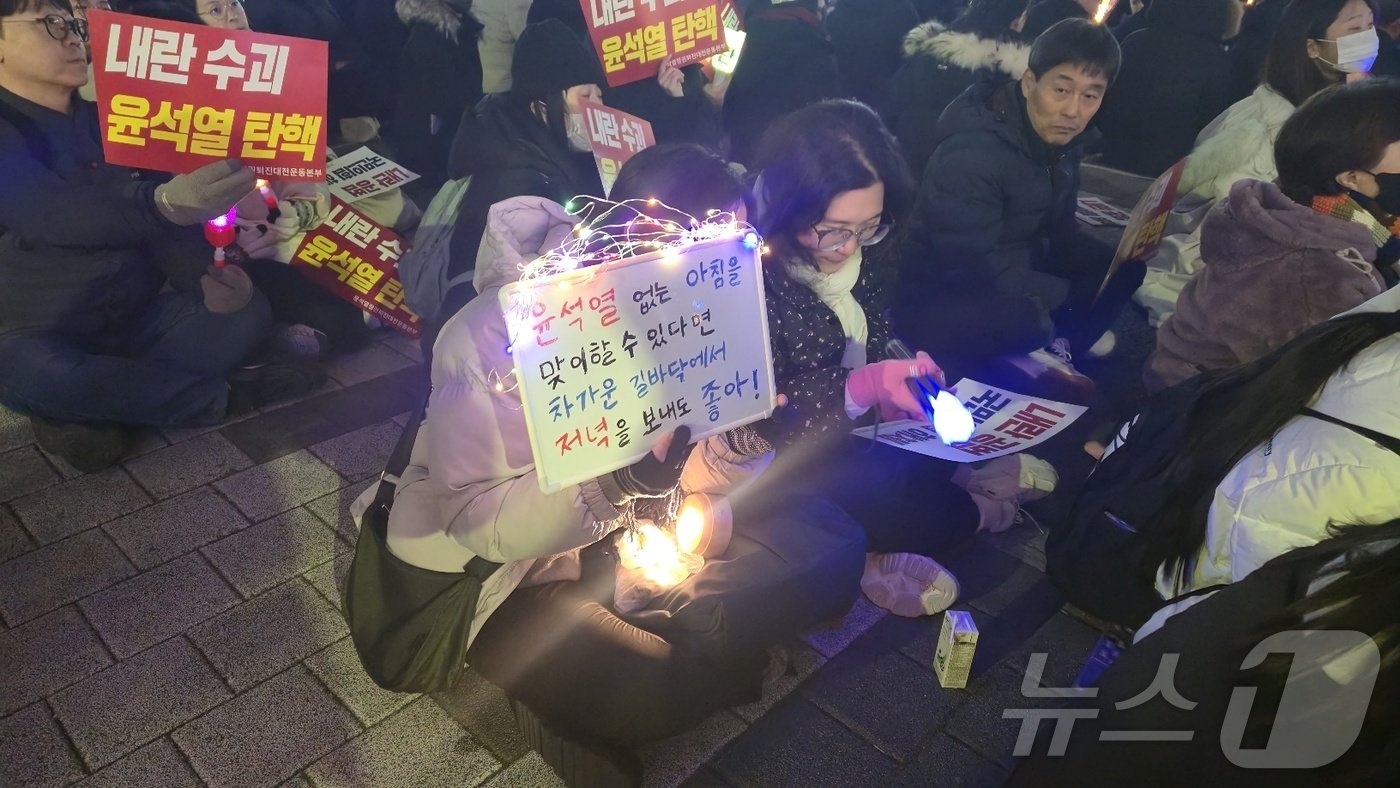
[1046,379,1211,629]
[1049,377,1400,630]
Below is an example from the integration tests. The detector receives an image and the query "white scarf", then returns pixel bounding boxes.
[786,251,869,369]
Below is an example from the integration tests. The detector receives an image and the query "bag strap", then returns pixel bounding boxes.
[1302,408,1400,456]
[373,397,501,578]
[374,399,424,509]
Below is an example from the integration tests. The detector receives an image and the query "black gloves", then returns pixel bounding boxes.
[608,426,694,502]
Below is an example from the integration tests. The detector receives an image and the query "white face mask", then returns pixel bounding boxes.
[565,112,592,153]
[1317,28,1380,73]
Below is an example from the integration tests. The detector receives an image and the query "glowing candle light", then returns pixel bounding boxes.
[675,494,734,558]
[204,206,238,268]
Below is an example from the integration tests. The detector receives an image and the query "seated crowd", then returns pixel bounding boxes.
[0,0,1396,784]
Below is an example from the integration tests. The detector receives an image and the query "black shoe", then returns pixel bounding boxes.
[511,699,642,788]
[226,360,328,416]
[29,417,128,473]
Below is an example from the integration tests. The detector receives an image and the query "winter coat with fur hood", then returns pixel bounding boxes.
[385,196,769,647]
[393,0,484,185]
[889,21,1030,178]
[1146,179,1386,391]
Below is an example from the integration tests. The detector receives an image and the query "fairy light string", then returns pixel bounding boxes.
[491,194,764,399]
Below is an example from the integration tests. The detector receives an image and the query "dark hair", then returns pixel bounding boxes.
[1147,0,1245,41]
[1262,0,1375,106]
[952,0,1031,38]
[1234,518,1400,783]
[608,143,746,221]
[1028,18,1123,82]
[1379,0,1400,23]
[751,99,915,266]
[0,0,70,19]
[1276,79,1400,204]
[1140,311,1400,588]
[118,0,202,24]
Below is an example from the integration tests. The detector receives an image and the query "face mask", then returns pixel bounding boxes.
[1367,171,1400,216]
[565,112,591,153]
[1317,28,1380,73]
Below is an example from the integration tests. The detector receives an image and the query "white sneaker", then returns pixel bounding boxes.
[956,455,1059,533]
[1003,343,1097,404]
[861,552,961,617]
[1086,331,1117,360]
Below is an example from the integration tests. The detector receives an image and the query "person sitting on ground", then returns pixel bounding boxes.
[1145,79,1397,391]
[439,19,607,329]
[722,0,844,167]
[824,0,922,114]
[1096,0,1244,178]
[889,0,1032,178]
[1134,0,1378,327]
[391,0,484,192]
[0,0,324,471]
[737,99,1058,619]
[383,143,867,787]
[895,19,1139,404]
[121,0,418,358]
[1014,518,1400,784]
[1053,311,1400,628]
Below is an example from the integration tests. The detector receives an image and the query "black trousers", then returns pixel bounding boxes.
[465,492,866,745]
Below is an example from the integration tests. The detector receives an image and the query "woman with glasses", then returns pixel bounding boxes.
[733,100,1059,619]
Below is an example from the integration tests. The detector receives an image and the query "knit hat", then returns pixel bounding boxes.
[511,20,604,102]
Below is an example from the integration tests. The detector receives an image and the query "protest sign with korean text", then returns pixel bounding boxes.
[502,233,775,492]
[325,147,420,204]
[852,379,1086,462]
[292,199,421,338]
[1095,158,1188,299]
[580,100,656,196]
[90,9,327,180]
[582,0,726,87]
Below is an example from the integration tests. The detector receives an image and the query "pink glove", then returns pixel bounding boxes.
[846,352,946,421]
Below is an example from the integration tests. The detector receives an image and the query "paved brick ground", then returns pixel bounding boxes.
[0,176,1153,787]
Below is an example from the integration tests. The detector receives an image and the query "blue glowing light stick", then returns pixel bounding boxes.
[885,340,976,445]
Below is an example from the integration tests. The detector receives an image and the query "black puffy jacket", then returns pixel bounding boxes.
[445,95,604,279]
[0,90,205,336]
[1098,27,1235,178]
[899,79,1090,315]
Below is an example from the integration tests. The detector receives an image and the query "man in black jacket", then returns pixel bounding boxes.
[896,19,1142,401]
[0,0,322,470]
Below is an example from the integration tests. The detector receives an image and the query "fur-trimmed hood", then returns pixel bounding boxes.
[397,0,472,39]
[902,21,1029,77]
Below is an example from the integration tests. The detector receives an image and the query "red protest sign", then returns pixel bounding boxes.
[1095,157,1188,300]
[89,9,328,181]
[292,200,422,338]
[580,100,656,196]
[581,0,727,87]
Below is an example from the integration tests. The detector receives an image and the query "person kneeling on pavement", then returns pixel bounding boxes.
[382,144,867,787]
[0,0,324,471]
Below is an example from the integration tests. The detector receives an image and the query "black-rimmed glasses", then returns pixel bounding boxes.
[0,16,89,43]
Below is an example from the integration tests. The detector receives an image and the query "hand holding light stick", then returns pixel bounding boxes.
[885,339,976,445]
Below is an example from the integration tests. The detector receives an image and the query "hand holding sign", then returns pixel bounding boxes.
[606,426,695,503]
[155,159,259,225]
[657,57,686,98]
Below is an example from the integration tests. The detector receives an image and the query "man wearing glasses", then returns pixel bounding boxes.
[0,0,321,471]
